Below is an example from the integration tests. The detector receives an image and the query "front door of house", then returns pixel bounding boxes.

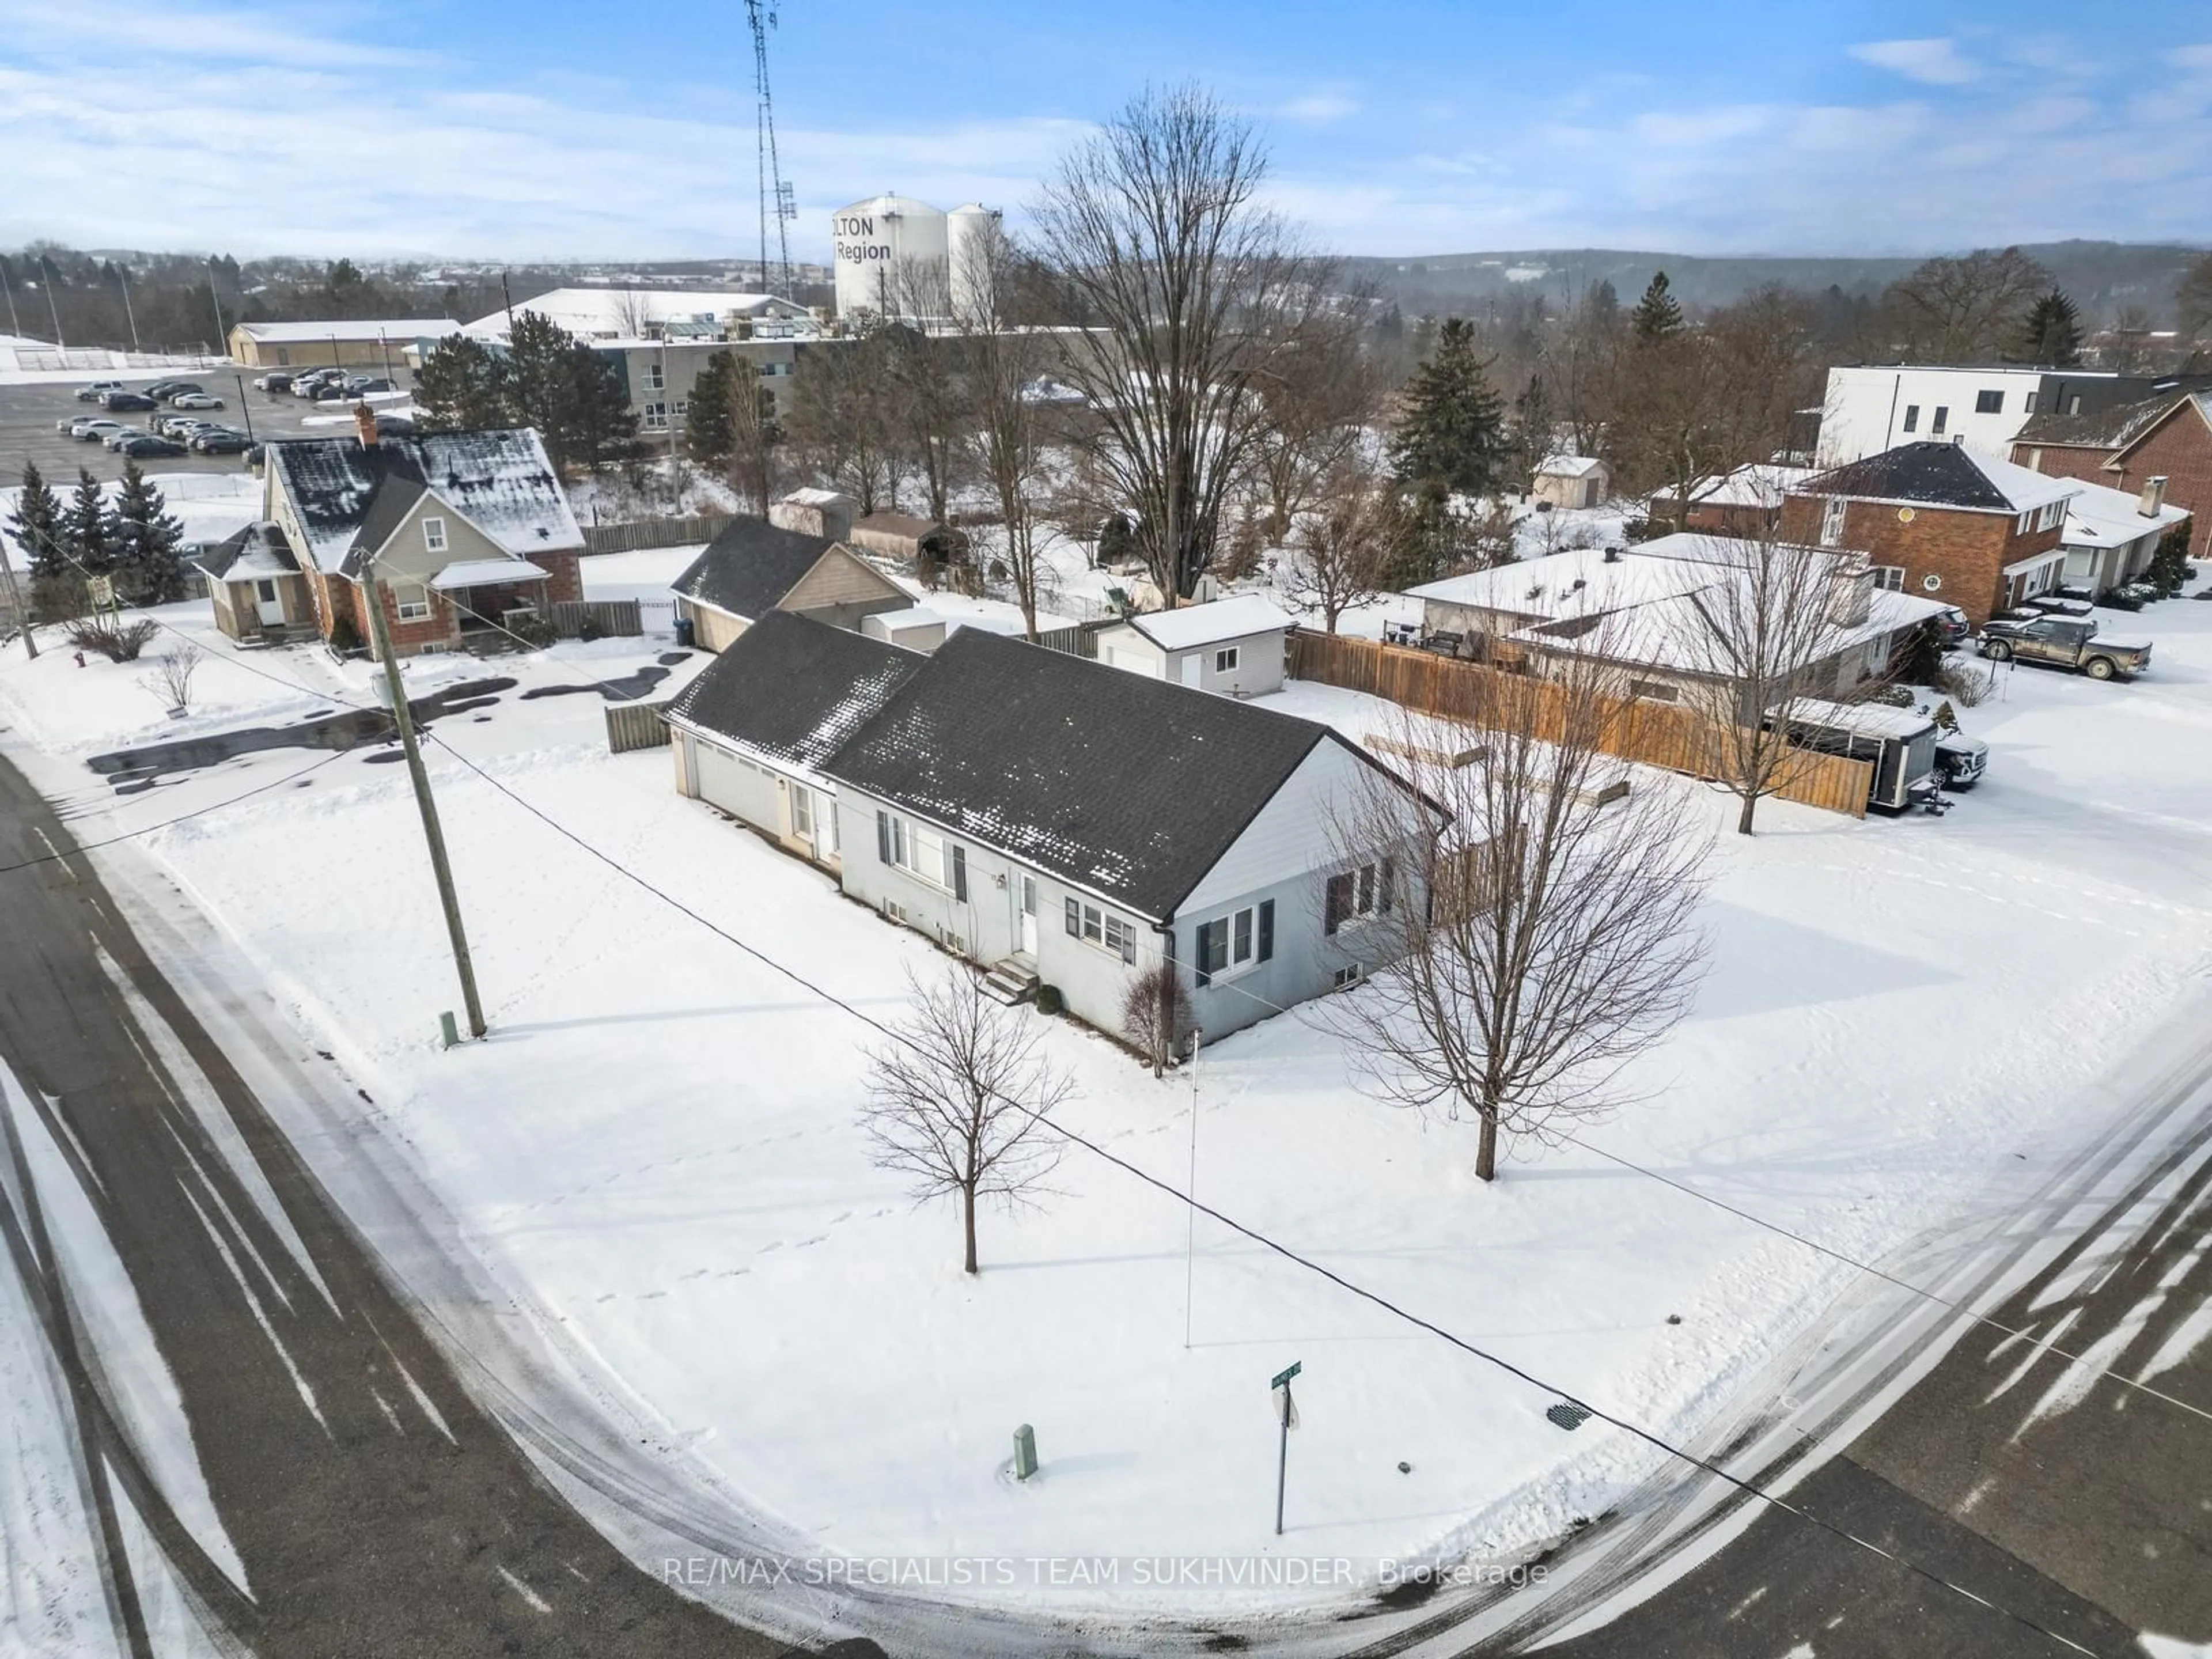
[1020,875,1038,956]
[1180,654,1203,688]
[255,579,284,626]
[789,784,815,848]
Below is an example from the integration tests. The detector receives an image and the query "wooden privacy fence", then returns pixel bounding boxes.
[550,599,642,639]
[581,513,736,555]
[1287,631,1872,819]
[604,699,672,755]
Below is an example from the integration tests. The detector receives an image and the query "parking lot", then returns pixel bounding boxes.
[0,372,413,484]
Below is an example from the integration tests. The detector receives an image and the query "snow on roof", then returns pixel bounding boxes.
[1778,697,1936,741]
[1803,441,2080,515]
[430,558,551,590]
[1535,454,1605,478]
[869,605,945,630]
[1408,548,1715,620]
[1509,578,1950,678]
[1684,463,1816,508]
[1128,593,1296,651]
[461,287,809,338]
[234,319,457,343]
[779,487,854,508]
[2061,478,2192,547]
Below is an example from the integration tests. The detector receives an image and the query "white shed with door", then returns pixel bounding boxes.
[1094,593,1294,697]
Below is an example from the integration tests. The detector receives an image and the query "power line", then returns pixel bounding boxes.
[418,730,2106,1658]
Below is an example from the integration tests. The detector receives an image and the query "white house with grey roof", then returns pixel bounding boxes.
[1094,593,1294,696]
[821,627,1437,1046]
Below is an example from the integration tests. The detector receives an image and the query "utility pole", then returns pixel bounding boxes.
[0,528,36,660]
[360,560,488,1038]
[116,264,141,351]
[1184,1025,1200,1348]
[500,270,516,334]
[39,255,65,350]
[206,257,227,360]
[232,372,256,442]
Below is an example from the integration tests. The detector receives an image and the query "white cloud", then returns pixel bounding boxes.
[1849,38,1982,86]
[1277,91,1361,124]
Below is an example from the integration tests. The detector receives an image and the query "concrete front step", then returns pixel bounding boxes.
[981,960,1040,1005]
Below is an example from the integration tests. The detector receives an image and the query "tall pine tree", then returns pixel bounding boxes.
[111,459,189,604]
[2017,287,2083,366]
[7,461,67,578]
[565,339,639,468]
[1631,271,1684,342]
[1386,318,1508,498]
[508,310,584,465]
[684,351,737,467]
[67,468,115,578]
[415,333,518,430]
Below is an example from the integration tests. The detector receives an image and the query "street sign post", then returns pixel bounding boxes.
[1271,1361,1302,1535]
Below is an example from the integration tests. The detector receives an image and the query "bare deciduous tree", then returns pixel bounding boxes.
[788,328,900,513]
[2180,253,2212,346]
[1031,84,1332,600]
[1669,529,1863,835]
[861,965,1070,1274]
[954,225,1053,638]
[1253,305,1378,541]
[1322,664,1710,1182]
[882,259,971,522]
[1280,469,1398,632]
[140,641,201,711]
[1122,961,1195,1077]
[1883,247,2053,362]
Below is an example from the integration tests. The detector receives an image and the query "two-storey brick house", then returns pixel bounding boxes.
[1779,441,2082,626]
[2012,391,2212,562]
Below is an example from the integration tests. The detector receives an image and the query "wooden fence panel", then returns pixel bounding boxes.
[581,513,736,555]
[550,599,642,639]
[604,700,672,755]
[1287,632,1871,820]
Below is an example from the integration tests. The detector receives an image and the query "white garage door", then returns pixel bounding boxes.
[1105,645,1159,677]
[693,740,781,831]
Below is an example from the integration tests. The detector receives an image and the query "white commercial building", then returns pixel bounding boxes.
[1816,365,2192,467]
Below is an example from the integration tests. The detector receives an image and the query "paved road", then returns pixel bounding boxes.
[0,750,844,1657]
[1487,1055,2212,1658]
[2,378,375,484]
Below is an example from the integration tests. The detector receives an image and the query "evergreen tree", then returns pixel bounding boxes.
[110,459,189,604]
[66,468,115,578]
[565,339,639,468]
[1587,278,1620,324]
[684,351,737,467]
[2016,287,2083,366]
[1511,372,1553,485]
[415,333,517,431]
[2146,522,2192,595]
[508,310,584,463]
[1385,317,1508,497]
[1631,271,1684,342]
[6,461,67,579]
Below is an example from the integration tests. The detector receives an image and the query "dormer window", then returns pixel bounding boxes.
[422,516,448,554]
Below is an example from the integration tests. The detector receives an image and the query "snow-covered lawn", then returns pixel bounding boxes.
[3,584,2211,1622]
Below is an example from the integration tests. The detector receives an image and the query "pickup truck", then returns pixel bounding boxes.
[1978,616,2150,681]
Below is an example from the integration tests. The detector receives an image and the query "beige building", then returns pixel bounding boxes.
[228,319,456,372]
[1529,454,1611,510]
[671,517,910,653]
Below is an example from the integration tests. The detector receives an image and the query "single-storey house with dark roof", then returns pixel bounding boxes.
[671,516,910,653]
[262,407,585,654]
[663,611,924,872]
[194,522,315,645]
[823,628,1437,1047]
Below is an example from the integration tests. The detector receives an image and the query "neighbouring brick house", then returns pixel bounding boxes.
[1780,441,2081,626]
[1652,463,1816,538]
[2011,391,2212,561]
[262,407,585,655]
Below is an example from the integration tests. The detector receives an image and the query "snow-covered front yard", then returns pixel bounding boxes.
[4,567,2211,1622]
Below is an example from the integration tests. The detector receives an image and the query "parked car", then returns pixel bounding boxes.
[70,416,124,441]
[104,427,150,449]
[74,380,126,402]
[1978,616,2152,681]
[142,380,202,400]
[115,434,186,457]
[171,391,225,410]
[373,413,416,436]
[253,371,295,392]
[291,370,343,397]
[149,410,199,436]
[1934,730,1988,789]
[354,377,395,394]
[103,391,158,411]
[190,430,255,454]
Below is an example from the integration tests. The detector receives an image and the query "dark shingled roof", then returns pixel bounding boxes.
[823,628,1344,919]
[195,521,301,581]
[1801,441,2016,512]
[2014,392,2186,452]
[264,427,581,577]
[664,611,923,775]
[348,474,430,566]
[672,517,843,622]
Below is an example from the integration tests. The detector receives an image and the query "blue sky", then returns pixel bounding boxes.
[2,0,2207,260]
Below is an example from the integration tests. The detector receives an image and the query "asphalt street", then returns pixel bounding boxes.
[0,750,840,1658]
[1,377,380,484]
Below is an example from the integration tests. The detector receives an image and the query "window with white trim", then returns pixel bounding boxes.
[421,516,447,554]
[393,581,431,621]
[1324,859,1393,935]
[2036,501,2063,532]
[1195,900,1274,986]
[1213,645,1240,674]
[1819,496,1847,548]
[1873,565,1904,590]
[642,402,669,430]
[876,810,967,899]
[1626,677,1679,702]
[1332,963,1363,990]
[645,361,665,391]
[1063,897,1137,962]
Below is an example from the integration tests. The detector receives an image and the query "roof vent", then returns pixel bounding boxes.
[2140,475,2169,517]
[1603,545,1623,563]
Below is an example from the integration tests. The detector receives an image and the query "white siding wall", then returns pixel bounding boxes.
[1162,628,1287,698]
[1180,740,1373,915]
[1817,366,2046,465]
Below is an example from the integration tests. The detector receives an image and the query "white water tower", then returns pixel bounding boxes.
[831,194,949,319]
[946,203,1004,320]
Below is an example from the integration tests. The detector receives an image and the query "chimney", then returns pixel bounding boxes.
[1603,545,1623,563]
[2139,475,2169,517]
[353,400,378,450]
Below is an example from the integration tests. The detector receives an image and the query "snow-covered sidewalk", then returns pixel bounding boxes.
[3,583,2210,1622]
